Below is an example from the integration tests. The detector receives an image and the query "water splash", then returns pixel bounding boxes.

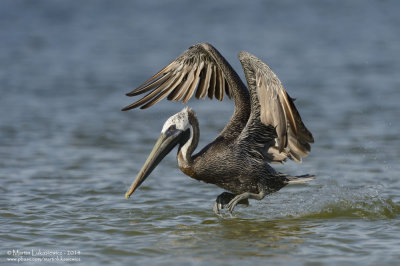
[283,183,400,220]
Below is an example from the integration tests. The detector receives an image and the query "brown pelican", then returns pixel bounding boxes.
[123,43,314,214]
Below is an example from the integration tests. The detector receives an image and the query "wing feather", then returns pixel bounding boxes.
[140,72,186,109]
[121,73,180,110]
[197,64,212,99]
[215,68,225,101]
[126,72,171,97]
[183,61,204,103]
[173,64,197,101]
[238,51,314,163]
[122,43,232,110]
[167,71,189,101]
[208,65,217,99]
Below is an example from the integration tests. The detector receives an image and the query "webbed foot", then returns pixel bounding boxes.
[213,192,249,214]
[225,190,266,213]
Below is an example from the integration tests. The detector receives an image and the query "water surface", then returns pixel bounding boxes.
[1,1,400,265]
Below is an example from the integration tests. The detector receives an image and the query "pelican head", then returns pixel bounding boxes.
[125,107,194,199]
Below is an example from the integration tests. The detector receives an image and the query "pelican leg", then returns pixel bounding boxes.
[213,192,249,214]
[226,190,266,213]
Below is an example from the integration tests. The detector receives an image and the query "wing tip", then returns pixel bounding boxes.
[121,104,135,111]
[125,91,138,97]
[121,106,131,111]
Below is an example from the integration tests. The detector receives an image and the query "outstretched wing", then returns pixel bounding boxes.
[237,51,314,163]
[122,43,234,110]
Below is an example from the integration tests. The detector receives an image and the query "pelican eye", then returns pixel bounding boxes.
[167,125,176,132]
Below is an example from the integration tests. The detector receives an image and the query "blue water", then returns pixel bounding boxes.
[1,0,400,265]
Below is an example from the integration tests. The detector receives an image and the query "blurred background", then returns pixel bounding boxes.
[1,0,399,265]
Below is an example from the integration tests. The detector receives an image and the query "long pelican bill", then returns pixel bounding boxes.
[125,130,183,199]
